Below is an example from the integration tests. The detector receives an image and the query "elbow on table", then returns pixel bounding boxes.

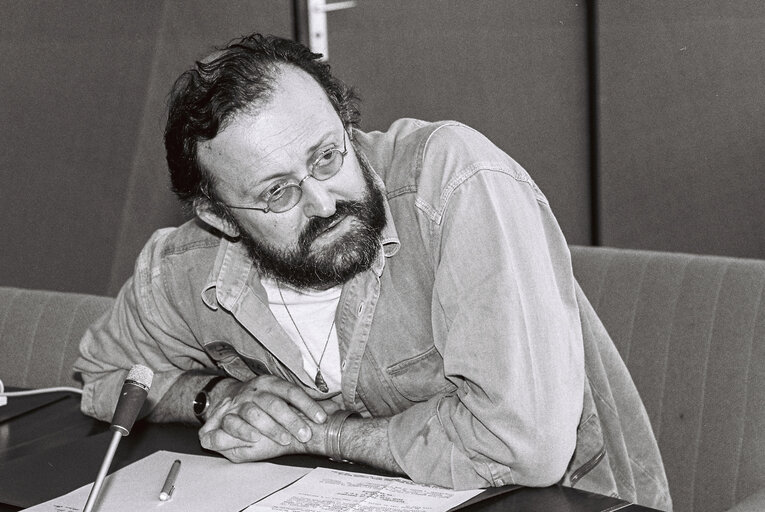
[522,456,569,488]
[506,430,576,487]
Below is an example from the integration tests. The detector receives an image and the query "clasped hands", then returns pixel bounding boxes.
[198,375,342,462]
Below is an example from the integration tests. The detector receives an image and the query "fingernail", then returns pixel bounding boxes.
[280,433,291,445]
[315,411,327,423]
[298,427,311,442]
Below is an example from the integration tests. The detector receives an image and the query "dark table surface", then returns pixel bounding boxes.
[0,391,659,512]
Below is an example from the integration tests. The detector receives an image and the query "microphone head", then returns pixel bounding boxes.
[126,364,154,390]
[111,364,154,436]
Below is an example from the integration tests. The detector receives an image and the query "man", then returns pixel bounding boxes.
[75,34,671,509]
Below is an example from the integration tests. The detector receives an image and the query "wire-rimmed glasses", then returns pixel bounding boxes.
[223,130,349,214]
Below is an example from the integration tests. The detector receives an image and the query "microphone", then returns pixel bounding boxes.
[110,364,153,436]
[83,364,153,512]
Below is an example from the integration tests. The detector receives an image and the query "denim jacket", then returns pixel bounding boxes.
[75,119,671,510]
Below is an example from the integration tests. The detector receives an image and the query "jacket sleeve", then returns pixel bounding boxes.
[387,125,585,489]
[74,228,212,421]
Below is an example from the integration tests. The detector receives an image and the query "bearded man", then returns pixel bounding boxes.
[74,33,671,510]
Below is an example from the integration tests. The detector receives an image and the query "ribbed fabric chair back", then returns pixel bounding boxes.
[0,287,113,389]
[571,246,765,512]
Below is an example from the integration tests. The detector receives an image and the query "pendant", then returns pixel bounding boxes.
[314,370,329,393]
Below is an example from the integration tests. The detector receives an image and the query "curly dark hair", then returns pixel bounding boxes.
[164,33,361,218]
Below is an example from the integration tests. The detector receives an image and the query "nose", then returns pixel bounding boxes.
[300,178,336,218]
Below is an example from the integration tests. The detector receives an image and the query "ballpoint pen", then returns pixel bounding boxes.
[159,459,182,501]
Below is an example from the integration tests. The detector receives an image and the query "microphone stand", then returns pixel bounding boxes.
[81,364,153,512]
[83,430,123,512]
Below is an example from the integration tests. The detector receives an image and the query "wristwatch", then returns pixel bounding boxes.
[192,375,227,423]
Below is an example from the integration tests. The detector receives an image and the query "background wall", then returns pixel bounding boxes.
[597,1,765,258]
[321,1,593,247]
[1,1,293,295]
[2,1,763,295]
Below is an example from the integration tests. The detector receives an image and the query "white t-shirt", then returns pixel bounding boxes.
[261,277,342,393]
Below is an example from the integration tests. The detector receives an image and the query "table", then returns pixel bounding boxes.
[0,391,659,512]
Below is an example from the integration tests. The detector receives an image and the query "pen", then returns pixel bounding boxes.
[159,459,182,501]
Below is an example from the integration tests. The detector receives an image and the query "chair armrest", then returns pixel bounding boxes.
[724,488,765,512]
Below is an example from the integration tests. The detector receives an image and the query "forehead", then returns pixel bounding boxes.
[196,65,340,187]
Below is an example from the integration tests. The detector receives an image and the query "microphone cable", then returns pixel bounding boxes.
[0,379,82,406]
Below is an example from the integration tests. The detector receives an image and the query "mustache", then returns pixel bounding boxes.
[298,200,367,249]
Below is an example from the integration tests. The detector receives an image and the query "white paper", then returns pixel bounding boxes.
[244,467,482,512]
[22,450,311,512]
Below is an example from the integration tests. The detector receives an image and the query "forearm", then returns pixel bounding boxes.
[335,416,404,476]
[148,371,238,425]
[251,411,403,476]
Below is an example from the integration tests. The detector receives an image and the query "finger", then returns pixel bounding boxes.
[217,431,294,463]
[258,377,328,424]
[318,398,343,416]
[218,445,254,463]
[222,410,292,446]
[238,401,297,445]
[200,426,251,452]
[199,396,232,437]
[218,444,278,463]
[246,394,313,444]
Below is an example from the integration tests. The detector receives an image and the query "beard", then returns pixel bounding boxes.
[234,157,387,290]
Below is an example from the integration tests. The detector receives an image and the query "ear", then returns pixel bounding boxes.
[195,202,240,238]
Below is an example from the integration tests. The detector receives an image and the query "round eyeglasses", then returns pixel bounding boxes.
[223,130,349,214]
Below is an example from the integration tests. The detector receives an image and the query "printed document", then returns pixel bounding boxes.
[245,467,482,512]
[22,451,482,512]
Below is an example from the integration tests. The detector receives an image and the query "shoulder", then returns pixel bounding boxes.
[133,218,223,291]
[137,218,220,260]
[154,218,223,258]
[357,119,547,220]
[356,119,489,181]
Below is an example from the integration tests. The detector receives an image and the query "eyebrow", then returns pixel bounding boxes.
[305,128,340,158]
[245,127,342,192]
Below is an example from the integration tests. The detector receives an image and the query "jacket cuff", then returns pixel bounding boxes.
[387,398,494,490]
[80,368,182,422]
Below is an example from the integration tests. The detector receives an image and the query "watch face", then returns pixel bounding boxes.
[193,391,208,416]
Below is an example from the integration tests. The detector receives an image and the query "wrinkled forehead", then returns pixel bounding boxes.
[195,67,344,185]
[209,61,337,133]
[205,64,340,149]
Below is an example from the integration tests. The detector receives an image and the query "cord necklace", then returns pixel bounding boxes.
[276,282,334,393]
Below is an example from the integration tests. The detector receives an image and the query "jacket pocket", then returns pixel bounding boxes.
[386,345,456,402]
[570,425,606,486]
[562,411,619,497]
[203,341,273,381]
